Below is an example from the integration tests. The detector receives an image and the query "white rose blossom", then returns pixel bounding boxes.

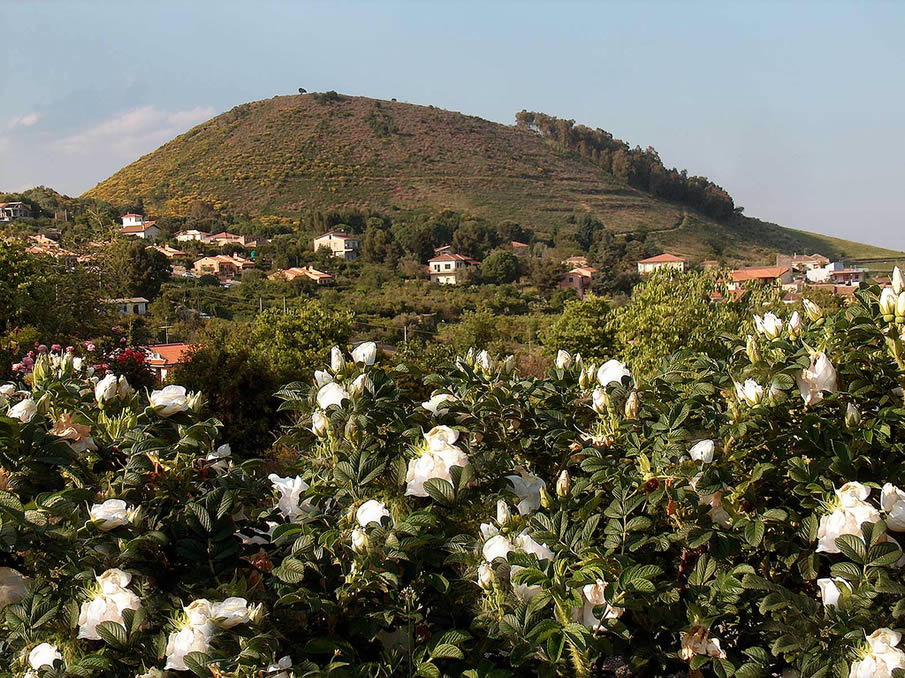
[210,597,252,629]
[421,392,455,415]
[351,341,377,365]
[505,469,546,515]
[356,499,390,527]
[149,385,191,416]
[77,568,141,640]
[405,427,471,497]
[316,382,349,410]
[575,579,624,630]
[268,474,317,522]
[9,398,37,423]
[735,379,764,407]
[679,626,727,659]
[330,346,345,373]
[165,624,215,671]
[597,359,630,387]
[29,643,63,670]
[116,375,134,400]
[89,499,133,531]
[817,577,849,608]
[482,534,513,562]
[796,352,838,406]
[266,656,293,678]
[816,482,881,554]
[515,532,555,561]
[205,443,231,472]
[754,312,783,339]
[555,350,572,370]
[311,409,328,437]
[849,628,905,678]
[314,369,332,387]
[94,373,118,404]
[881,483,905,532]
[689,439,715,463]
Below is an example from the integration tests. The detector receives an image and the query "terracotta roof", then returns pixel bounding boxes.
[511,241,530,248]
[147,343,197,367]
[120,223,156,234]
[567,266,598,278]
[429,253,479,264]
[731,266,790,282]
[829,269,864,276]
[638,253,686,264]
[121,213,143,218]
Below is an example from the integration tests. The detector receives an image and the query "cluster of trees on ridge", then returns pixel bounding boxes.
[516,111,736,221]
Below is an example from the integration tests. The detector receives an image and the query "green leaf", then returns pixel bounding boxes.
[431,643,465,660]
[183,652,213,677]
[423,478,456,506]
[744,520,765,547]
[95,621,129,650]
[835,534,866,564]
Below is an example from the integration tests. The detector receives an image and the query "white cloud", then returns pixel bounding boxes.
[51,105,215,157]
[8,112,39,128]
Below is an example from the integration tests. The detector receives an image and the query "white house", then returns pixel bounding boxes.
[108,297,149,316]
[120,214,160,239]
[175,229,210,243]
[0,201,33,221]
[637,253,687,274]
[428,253,479,285]
[313,231,360,260]
[806,261,867,284]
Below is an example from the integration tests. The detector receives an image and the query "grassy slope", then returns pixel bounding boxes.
[83,93,902,263]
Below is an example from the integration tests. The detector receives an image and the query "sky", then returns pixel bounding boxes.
[1,0,903,248]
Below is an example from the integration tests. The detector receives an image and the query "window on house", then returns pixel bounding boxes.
[445,264,451,270]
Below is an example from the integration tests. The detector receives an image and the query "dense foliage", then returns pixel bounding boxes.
[3,270,905,676]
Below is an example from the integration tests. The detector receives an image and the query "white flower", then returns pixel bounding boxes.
[356,499,390,527]
[349,373,368,396]
[846,403,861,429]
[482,534,513,562]
[9,398,37,423]
[311,409,328,437]
[880,287,898,315]
[205,443,231,472]
[316,382,349,410]
[352,341,377,365]
[735,379,764,407]
[788,311,803,338]
[882,483,905,532]
[0,567,29,608]
[754,312,783,339]
[149,385,190,416]
[556,470,571,497]
[575,579,623,630]
[510,564,541,601]
[803,298,823,321]
[314,369,332,387]
[95,373,118,403]
[0,383,14,404]
[689,439,715,463]
[591,387,609,414]
[351,527,368,553]
[796,352,838,406]
[28,643,62,670]
[505,469,546,515]
[77,569,141,640]
[165,624,215,671]
[89,499,133,531]
[210,597,251,629]
[268,474,316,522]
[422,393,455,415]
[816,483,881,553]
[555,350,572,370]
[116,375,134,400]
[477,562,494,591]
[330,346,345,372]
[894,267,905,296]
[597,359,630,387]
[849,628,905,678]
[475,350,494,374]
[817,577,849,608]
[515,532,555,561]
[404,444,471,497]
[690,474,731,528]
[424,425,459,449]
[266,656,293,678]
[679,627,727,659]
[136,669,167,678]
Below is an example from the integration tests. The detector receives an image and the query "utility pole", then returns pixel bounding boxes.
[283,296,287,312]
[403,325,407,343]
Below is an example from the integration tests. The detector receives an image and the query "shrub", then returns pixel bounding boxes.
[1,274,905,676]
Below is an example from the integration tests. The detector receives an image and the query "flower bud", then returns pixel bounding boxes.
[788,311,802,340]
[31,355,51,385]
[539,486,554,510]
[745,335,760,364]
[477,562,494,591]
[591,387,609,414]
[803,299,823,322]
[312,409,328,437]
[351,527,368,554]
[555,350,572,370]
[501,355,516,375]
[897,291,905,319]
[330,346,345,373]
[556,470,571,497]
[893,266,905,295]
[579,366,591,390]
[496,500,511,526]
[845,402,861,430]
[624,391,640,419]
[880,288,897,315]
[475,350,494,375]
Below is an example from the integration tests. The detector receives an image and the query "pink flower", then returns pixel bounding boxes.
[51,344,62,352]
[66,346,74,353]
[85,342,96,352]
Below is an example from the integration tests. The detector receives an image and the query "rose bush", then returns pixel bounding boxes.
[1,272,905,676]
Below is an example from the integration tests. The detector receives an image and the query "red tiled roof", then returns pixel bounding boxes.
[147,343,197,367]
[511,241,530,248]
[120,224,155,234]
[731,266,789,282]
[122,213,142,218]
[638,253,686,264]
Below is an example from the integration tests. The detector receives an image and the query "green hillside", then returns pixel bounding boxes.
[83,92,901,262]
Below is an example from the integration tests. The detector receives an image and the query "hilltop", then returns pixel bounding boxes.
[83,92,901,262]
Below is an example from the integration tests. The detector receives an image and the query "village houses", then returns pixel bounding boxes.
[558,266,598,298]
[0,201,33,221]
[119,213,160,239]
[268,266,334,286]
[428,253,479,285]
[637,253,687,274]
[192,254,255,280]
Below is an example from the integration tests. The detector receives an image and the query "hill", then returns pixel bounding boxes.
[83,92,901,262]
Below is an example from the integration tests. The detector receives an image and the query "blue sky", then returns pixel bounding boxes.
[2,0,903,248]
